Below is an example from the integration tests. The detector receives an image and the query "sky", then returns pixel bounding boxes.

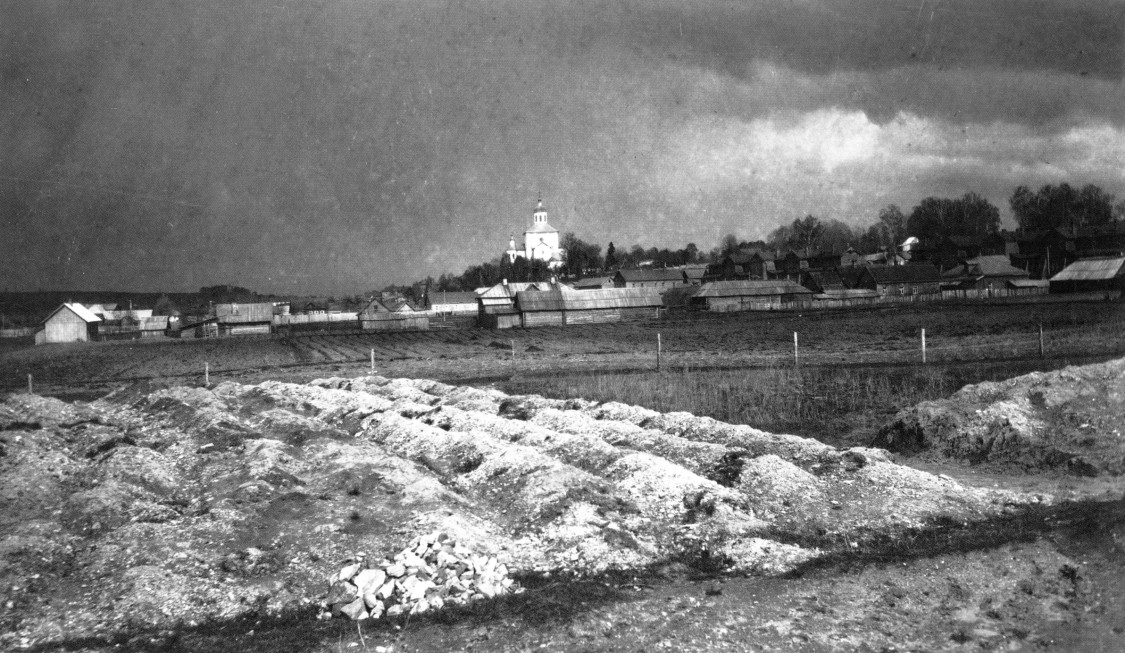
[2,0,1123,294]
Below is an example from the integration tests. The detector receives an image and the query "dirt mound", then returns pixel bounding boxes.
[877,357,1125,474]
[0,376,1054,649]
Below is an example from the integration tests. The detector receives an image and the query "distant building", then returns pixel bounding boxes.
[34,303,102,345]
[505,197,564,269]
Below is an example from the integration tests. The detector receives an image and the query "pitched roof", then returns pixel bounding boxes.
[963,255,1029,278]
[428,291,478,306]
[616,268,685,283]
[43,303,102,324]
[694,280,813,298]
[1050,256,1125,282]
[516,287,663,311]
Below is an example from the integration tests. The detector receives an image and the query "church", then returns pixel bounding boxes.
[505,197,564,269]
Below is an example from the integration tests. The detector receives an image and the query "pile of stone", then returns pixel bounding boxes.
[322,532,520,620]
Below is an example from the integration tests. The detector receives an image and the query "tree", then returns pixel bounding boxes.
[1010,183,1116,231]
[560,232,603,278]
[818,218,859,253]
[907,193,1000,244]
[604,242,617,270]
[790,215,824,250]
[718,233,741,258]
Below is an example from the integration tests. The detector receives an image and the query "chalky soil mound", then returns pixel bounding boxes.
[0,373,1101,650]
[878,357,1125,474]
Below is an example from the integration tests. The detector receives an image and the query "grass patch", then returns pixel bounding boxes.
[498,358,1089,447]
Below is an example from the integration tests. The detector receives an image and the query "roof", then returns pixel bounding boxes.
[1008,279,1049,289]
[572,276,615,289]
[429,291,478,306]
[694,280,813,298]
[615,269,686,283]
[516,287,663,311]
[83,303,118,315]
[964,255,1029,277]
[477,281,544,299]
[42,302,102,325]
[1050,256,1125,282]
[865,264,941,284]
[681,266,708,280]
[525,221,558,234]
[801,269,845,290]
[815,289,880,300]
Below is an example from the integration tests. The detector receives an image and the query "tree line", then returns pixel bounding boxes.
[402,182,1122,298]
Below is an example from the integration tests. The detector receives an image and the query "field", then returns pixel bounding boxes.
[2,298,1124,652]
[3,299,1124,396]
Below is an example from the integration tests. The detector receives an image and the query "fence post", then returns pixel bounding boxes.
[511,339,515,361]
[657,333,662,371]
[793,331,799,367]
[27,374,32,395]
[205,362,209,387]
[1039,324,1045,359]
[370,348,375,372]
[921,328,927,364]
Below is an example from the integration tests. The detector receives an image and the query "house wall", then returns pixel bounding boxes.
[360,315,429,331]
[39,308,93,344]
[521,311,565,327]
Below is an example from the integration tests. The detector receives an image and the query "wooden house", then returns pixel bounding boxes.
[1049,256,1125,294]
[940,255,1030,292]
[857,264,942,296]
[799,269,846,294]
[681,265,709,285]
[839,247,864,268]
[34,303,102,345]
[612,268,687,289]
[214,302,275,335]
[358,297,429,331]
[476,280,542,329]
[516,287,663,326]
[690,280,813,312]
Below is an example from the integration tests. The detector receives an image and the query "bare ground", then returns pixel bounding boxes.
[1,355,1123,651]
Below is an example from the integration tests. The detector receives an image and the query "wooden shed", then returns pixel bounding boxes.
[691,280,813,312]
[516,287,663,326]
[34,303,102,345]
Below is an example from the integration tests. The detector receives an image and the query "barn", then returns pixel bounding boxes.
[34,303,102,345]
[516,287,663,326]
[690,280,813,312]
[1049,256,1125,294]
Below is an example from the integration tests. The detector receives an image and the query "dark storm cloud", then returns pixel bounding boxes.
[1,1,1121,292]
